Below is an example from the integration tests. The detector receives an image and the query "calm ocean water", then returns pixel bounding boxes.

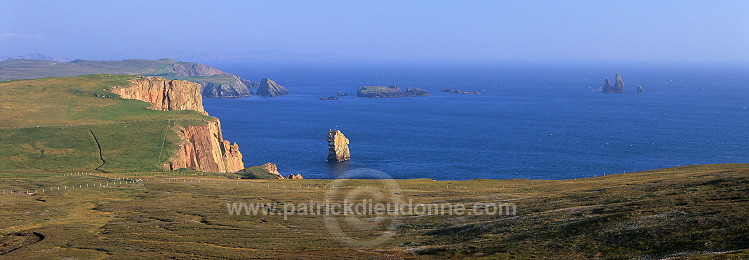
[203,62,749,180]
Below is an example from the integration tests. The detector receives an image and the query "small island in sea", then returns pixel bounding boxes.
[356,85,430,98]
[442,88,480,94]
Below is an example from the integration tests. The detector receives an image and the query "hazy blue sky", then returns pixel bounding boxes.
[1,0,747,63]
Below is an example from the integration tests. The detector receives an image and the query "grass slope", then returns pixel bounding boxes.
[0,59,176,81]
[0,164,746,258]
[0,58,246,90]
[0,75,211,173]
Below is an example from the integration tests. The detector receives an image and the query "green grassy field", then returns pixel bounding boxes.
[0,59,176,81]
[0,75,211,174]
[0,59,247,91]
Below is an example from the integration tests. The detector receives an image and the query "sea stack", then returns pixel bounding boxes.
[614,73,625,92]
[327,129,350,163]
[602,74,625,93]
[256,78,289,97]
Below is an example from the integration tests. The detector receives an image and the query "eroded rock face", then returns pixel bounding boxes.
[166,120,244,173]
[241,78,260,89]
[108,76,244,173]
[109,76,207,115]
[256,78,289,97]
[202,75,253,98]
[258,162,281,175]
[327,129,350,163]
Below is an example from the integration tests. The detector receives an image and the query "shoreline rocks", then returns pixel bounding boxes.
[237,163,304,179]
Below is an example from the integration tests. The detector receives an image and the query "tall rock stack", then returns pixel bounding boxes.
[602,78,613,93]
[613,73,625,92]
[327,129,350,163]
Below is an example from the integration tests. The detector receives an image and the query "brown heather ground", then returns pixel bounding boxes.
[0,164,747,259]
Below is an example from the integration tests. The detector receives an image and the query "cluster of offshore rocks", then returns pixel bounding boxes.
[601,73,646,93]
[442,88,480,94]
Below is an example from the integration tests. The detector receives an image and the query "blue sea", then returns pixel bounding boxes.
[203,62,749,180]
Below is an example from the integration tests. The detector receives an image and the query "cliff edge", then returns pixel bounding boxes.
[109,76,207,115]
[109,76,244,173]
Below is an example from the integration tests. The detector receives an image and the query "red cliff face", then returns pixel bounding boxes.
[165,120,244,173]
[108,76,244,173]
[109,76,207,115]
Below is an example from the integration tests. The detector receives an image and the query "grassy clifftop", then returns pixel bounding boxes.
[0,75,210,173]
[0,59,178,81]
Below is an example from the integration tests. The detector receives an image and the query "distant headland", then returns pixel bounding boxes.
[0,58,276,98]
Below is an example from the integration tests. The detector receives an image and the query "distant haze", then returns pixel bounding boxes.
[1,0,747,64]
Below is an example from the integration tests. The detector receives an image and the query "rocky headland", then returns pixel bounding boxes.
[256,78,289,97]
[0,58,258,98]
[108,76,244,173]
[356,85,430,98]
[327,129,350,163]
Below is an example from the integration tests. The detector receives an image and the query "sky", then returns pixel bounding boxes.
[1,0,748,64]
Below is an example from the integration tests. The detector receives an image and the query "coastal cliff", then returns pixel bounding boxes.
[0,58,256,98]
[170,62,255,98]
[109,76,244,173]
[166,120,244,173]
[108,76,207,115]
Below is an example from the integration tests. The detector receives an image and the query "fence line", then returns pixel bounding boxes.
[0,118,209,130]
[1,171,540,196]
